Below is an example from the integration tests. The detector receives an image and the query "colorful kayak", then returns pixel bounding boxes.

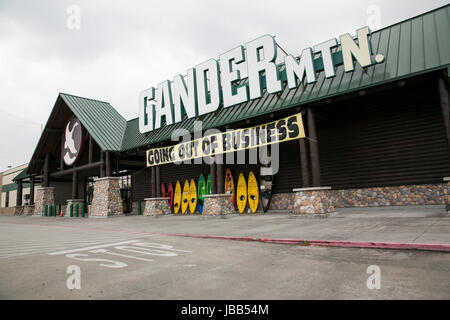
[161,183,166,197]
[188,179,197,214]
[197,175,206,214]
[173,181,182,214]
[248,171,259,213]
[224,168,235,205]
[167,182,174,210]
[236,173,247,214]
[181,180,190,214]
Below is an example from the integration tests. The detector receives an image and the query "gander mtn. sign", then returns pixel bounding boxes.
[139,27,385,134]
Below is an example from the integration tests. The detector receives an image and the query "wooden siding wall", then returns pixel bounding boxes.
[131,168,152,201]
[317,80,450,188]
[130,77,450,197]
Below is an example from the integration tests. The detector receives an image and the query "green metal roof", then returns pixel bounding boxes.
[120,5,450,152]
[1,182,36,193]
[60,93,127,152]
[12,168,29,181]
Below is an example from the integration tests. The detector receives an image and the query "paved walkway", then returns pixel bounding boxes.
[134,207,450,245]
[4,206,449,247]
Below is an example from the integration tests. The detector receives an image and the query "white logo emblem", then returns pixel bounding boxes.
[63,119,84,166]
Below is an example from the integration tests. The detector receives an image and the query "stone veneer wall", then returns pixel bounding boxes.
[292,188,335,215]
[90,177,122,218]
[268,193,295,211]
[23,205,34,215]
[143,198,170,216]
[329,184,448,208]
[14,206,24,215]
[33,187,54,216]
[203,194,235,216]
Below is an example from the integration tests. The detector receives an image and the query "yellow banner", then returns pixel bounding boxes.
[146,112,305,167]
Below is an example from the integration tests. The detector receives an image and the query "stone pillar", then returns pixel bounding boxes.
[292,187,335,217]
[23,205,35,215]
[14,206,24,215]
[143,197,170,216]
[89,177,122,218]
[202,194,234,216]
[33,187,55,216]
[444,177,450,212]
[66,199,85,217]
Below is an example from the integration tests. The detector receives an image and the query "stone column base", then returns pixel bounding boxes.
[203,194,234,216]
[33,187,55,216]
[292,187,335,216]
[90,177,122,218]
[143,197,170,216]
[14,206,24,215]
[444,177,450,212]
[23,205,34,215]
[66,199,85,217]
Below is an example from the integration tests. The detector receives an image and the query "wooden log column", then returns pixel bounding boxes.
[105,151,111,177]
[100,152,105,178]
[88,134,93,164]
[438,77,450,159]
[299,138,310,187]
[210,162,217,194]
[151,167,156,197]
[216,163,224,194]
[307,107,321,187]
[156,166,161,197]
[29,176,35,205]
[16,179,23,206]
[72,170,78,199]
[60,133,64,172]
[43,153,50,187]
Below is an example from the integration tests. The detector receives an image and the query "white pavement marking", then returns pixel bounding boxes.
[0,234,153,260]
[48,240,141,255]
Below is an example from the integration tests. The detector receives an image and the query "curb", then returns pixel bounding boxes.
[164,233,450,252]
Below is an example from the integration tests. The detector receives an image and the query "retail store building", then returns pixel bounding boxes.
[10,5,450,217]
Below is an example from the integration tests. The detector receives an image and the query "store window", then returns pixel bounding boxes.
[5,191,9,208]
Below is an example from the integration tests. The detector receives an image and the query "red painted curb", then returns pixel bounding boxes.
[164,233,450,252]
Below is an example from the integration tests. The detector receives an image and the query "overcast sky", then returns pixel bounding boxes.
[0,0,448,171]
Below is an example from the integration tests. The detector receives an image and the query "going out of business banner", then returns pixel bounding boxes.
[146,112,305,167]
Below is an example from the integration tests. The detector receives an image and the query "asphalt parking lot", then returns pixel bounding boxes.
[0,213,449,299]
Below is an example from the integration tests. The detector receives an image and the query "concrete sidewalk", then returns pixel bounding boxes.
[7,206,449,247]
[129,207,450,246]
